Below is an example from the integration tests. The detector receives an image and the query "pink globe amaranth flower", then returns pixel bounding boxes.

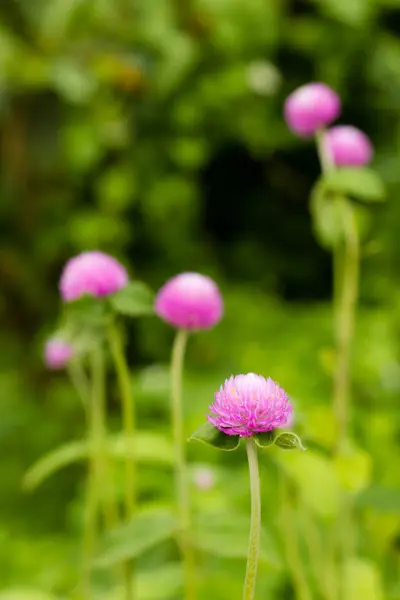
[155,272,223,330]
[45,339,73,370]
[59,251,128,302]
[324,125,373,166]
[207,373,292,437]
[284,82,341,137]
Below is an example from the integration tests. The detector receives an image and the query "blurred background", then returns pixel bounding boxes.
[1,0,400,598]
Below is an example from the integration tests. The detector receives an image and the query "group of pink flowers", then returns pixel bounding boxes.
[45,80,369,442]
[284,82,373,166]
[45,251,292,437]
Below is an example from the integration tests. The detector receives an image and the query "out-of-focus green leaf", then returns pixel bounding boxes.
[189,422,241,451]
[94,507,176,568]
[96,166,135,213]
[333,445,372,493]
[110,281,155,317]
[314,0,375,27]
[193,512,281,567]
[343,557,384,600]
[0,590,56,600]
[23,432,174,490]
[102,563,183,600]
[51,59,97,104]
[310,184,345,249]
[356,486,400,512]
[319,168,386,203]
[277,450,341,519]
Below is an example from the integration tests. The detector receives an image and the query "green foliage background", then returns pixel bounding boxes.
[1,0,400,598]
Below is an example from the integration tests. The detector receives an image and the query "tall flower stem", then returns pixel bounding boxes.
[242,437,261,600]
[108,321,136,600]
[315,129,360,600]
[315,129,359,450]
[67,359,90,417]
[171,328,196,600]
[82,347,116,596]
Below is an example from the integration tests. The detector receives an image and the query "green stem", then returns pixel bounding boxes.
[315,129,360,600]
[315,128,359,449]
[108,321,136,600]
[242,437,261,600]
[67,359,90,417]
[279,475,313,600]
[333,201,359,450]
[171,328,196,600]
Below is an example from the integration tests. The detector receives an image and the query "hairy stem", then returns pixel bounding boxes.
[242,437,261,600]
[171,328,196,600]
[108,321,136,600]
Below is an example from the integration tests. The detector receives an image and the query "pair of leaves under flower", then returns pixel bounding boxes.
[189,422,305,451]
[310,167,385,250]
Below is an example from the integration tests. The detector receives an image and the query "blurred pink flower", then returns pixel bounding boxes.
[284,82,341,137]
[193,466,216,491]
[45,339,73,370]
[155,272,223,330]
[324,125,373,166]
[59,251,128,302]
[208,373,292,437]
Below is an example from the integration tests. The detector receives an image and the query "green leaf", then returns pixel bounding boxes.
[135,563,182,600]
[276,451,341,519]
[193,512,281,568]
[23,432,174,491]
[274,432,306,451]
[0,590,56,600]
[62,294,111,340]
[110,281,155,317]
[343,557,384,600]
[333,445,372,493]
[320,168,386,203]
[310,183,345,249]
[356,486,400,512]
[22,440,86,491]
[94,507,177,568]
[254,430,276,448]
[189,422,240,451]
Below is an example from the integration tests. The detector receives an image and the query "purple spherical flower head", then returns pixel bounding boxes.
[324,125,373,166]
[207,373,292,437]
[45,339,73,370]
[59,251,128,302]
[284,82,341,137]
[155,272,223,330]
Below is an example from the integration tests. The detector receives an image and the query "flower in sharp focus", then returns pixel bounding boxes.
[155,272,223,330]
[45,338,73,370]
[59,251,128,302]
[207,373,292,437]
[324,125,373,167]
[284,82,341,137]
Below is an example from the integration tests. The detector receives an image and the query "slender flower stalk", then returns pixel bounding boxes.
[242,437,261,600]
[108,321,136,600]
[315,129,360,450]
[90,347,119,530]
[171,328,196,600]
[67,359,90,417]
